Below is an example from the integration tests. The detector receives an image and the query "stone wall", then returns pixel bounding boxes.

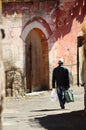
[6,67,25,97]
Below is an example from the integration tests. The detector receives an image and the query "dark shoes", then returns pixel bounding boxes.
[60,103,65,109]
[61,105,65,109]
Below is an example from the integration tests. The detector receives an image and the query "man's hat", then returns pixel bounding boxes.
[58,58,64,63]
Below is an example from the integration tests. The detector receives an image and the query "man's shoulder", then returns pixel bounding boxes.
[53,67,57,71]
[61,66,69,71]
[54,65,68,71]
[53,66,59,72]
[61,65,67,69]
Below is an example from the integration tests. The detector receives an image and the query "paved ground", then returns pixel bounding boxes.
[0,86,86,130]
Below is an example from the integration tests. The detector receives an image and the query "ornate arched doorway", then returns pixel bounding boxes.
[21,16,52,92]
[25,28,49,92]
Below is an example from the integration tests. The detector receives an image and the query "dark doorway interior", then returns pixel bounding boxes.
[77,36,84,86]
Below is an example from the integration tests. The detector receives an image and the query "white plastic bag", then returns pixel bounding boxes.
[50,89,58,102]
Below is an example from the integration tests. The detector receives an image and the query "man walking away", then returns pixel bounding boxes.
[52,58,70,109]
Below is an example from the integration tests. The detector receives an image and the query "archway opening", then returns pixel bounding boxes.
[25,28,49,92]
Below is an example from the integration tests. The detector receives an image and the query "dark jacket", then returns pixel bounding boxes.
[52,65,70,89]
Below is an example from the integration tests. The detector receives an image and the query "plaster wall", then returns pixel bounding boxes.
[2,18,25,73]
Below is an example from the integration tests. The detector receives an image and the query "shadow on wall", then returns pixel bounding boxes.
[55,0,86,41]
[29,110,86,130]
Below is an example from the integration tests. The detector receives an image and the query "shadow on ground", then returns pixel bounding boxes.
[31,109,60,112]
[29,110,86,130]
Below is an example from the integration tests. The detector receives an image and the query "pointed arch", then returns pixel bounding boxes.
[21,16,52,42]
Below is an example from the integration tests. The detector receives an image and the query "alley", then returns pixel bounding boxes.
[0,86,85,130]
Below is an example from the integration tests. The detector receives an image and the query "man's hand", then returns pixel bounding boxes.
[66,86,70,90]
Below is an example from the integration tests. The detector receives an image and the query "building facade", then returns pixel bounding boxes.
[0,0,86,96]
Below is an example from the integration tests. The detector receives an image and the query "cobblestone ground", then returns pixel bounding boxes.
[0,86,85,130]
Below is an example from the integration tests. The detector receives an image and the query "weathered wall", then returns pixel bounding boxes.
[2,18,24,72]
[81,21,86,111]
[1,0,86,95]
[1,18,25,96]
[0,27,5,119]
